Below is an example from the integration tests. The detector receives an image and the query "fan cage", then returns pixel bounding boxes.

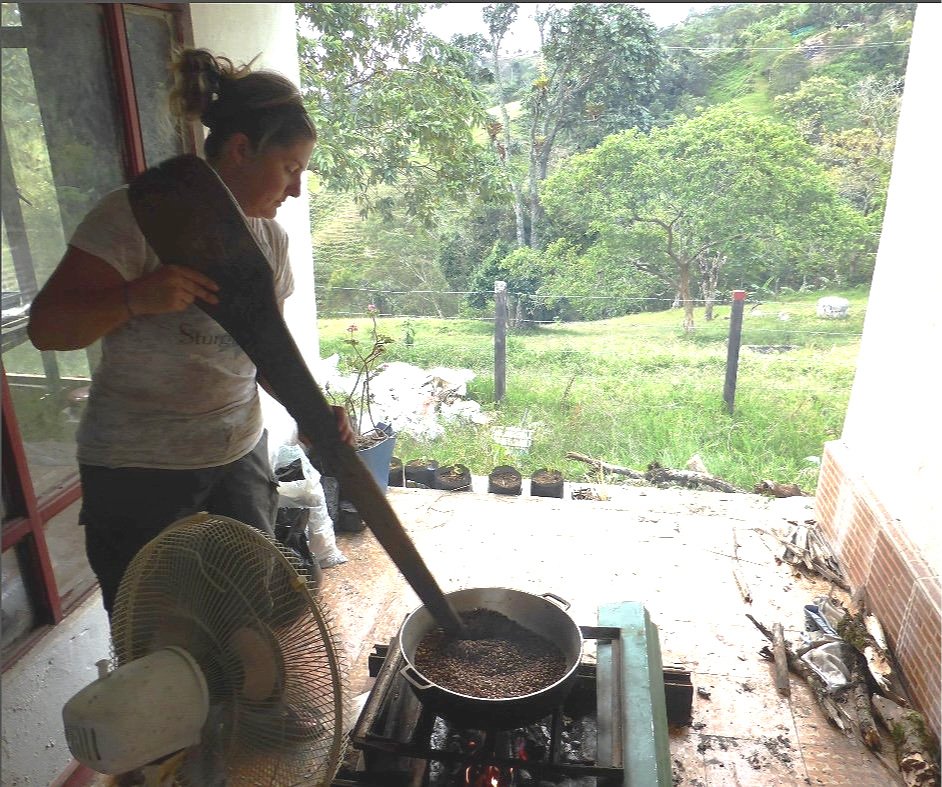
[110,513,350,786]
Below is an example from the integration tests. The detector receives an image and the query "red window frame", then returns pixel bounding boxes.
[1,1,194,670]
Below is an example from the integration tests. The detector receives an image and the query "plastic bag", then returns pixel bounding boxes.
[273,444,346,568]
[800,641,851,689]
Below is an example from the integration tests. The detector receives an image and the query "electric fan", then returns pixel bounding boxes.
[62,513,349,786]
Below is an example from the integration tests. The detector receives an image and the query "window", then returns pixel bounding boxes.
[1,2,191,665]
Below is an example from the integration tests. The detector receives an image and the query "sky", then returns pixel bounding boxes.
[421,3,720,55]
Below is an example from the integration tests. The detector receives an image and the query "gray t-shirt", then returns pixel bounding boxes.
[70,184,294,469]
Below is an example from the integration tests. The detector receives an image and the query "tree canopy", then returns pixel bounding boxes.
[296,3,499,225]
[540,106,869,329]
[302,2,914,324]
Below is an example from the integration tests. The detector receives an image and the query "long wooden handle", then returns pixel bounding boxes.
[128,155,465,637]
[257,324,466,638]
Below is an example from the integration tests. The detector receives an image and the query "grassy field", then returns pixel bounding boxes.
[319,289,868,492]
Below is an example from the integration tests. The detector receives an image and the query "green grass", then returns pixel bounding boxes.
[319,290,867,492]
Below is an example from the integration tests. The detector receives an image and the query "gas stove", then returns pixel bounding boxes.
[334,604,691,787]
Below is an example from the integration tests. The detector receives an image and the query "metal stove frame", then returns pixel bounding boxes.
[338,602,687,787]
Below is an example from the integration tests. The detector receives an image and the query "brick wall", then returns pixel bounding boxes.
[816,440,940,741]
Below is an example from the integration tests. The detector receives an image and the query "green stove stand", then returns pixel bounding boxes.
[598,601,672,787]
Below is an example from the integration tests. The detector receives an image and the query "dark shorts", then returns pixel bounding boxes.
[80,432,278,616]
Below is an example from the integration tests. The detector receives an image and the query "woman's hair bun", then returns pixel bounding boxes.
[168,47,314,158]
[169,48,250,126]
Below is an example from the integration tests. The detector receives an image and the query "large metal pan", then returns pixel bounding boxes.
[398,587,583,730]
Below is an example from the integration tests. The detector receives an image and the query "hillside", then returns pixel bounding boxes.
[650,2,915,125]
[310,3,915,323]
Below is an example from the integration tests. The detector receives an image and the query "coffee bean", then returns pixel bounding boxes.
[413,609,567,699]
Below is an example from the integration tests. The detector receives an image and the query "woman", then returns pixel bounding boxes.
[27,48,352,617]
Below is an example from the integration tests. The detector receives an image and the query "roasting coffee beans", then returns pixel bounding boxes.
[413,608,567,698]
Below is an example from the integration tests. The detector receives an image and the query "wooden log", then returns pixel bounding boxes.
[565,452,748,492]
[746,614,850,731]
[566,452,646,480]
[872,696,941,787]
[754,480,809,497]
[836,608,895,694]
[772,623,790,697]
[850,656,882,750]
[646,462,746,493]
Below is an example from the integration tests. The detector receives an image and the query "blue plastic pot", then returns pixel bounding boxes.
[356,423,397,495]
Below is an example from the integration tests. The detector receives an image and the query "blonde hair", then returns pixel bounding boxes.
[169,48,315,160]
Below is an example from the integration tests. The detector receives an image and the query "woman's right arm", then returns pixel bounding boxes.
[28,246,220,351]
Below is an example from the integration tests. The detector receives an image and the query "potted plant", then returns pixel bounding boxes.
[326,304,398,496]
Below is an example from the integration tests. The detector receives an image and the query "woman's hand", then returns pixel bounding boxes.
[126,264,219,316]
[29,249,221,351]
[333,406,356,447]
[297,406,356,451]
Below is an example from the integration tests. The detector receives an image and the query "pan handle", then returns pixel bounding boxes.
[541,592,571,611]
[400,665,434,691]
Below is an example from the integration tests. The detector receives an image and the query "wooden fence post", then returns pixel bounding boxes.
[494,281,507,403]
[723,290,747,413]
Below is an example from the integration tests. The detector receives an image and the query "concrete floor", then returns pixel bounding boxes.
[317,481,903,786]
[87,481,904,786]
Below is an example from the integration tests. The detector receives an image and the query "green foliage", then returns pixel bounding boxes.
[466,238,516,310]
[537,3,664,150]
[655,2,915,125]
[296,3,501,226]
[312,186,462,318]
[317,289,867,491]
[540,107,870,315]
[768,50,810,96]
[308,2,912,325]
[774,75,856,142]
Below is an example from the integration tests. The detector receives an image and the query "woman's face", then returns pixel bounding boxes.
[222,135,315,220]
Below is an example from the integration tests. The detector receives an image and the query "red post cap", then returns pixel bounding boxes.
[732,290,747,301]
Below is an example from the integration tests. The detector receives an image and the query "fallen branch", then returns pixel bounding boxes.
[733,568,752,604]
[872,696,940,787]
[772,623,790,697]
[850,655,882,750]
[731,528,752,603]
[646,462,747,493]
[565,452,645,480]
[747,614,850,731]
[564,453,748,492]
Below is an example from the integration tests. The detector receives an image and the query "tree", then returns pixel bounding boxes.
[296,3,499,226]
[541,107,869,330]
[768,50,809,96]
[774,75,856,143]
[482,3,526,248]
[523,3,663,249]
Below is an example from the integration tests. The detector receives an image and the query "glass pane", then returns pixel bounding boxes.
[44,498,94,604]
[1,545,38,658]
[1,3,21,27]
[125,6,184,167]
[14,3,126,237]
[3,354,87,498]
[2,2,126,500]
